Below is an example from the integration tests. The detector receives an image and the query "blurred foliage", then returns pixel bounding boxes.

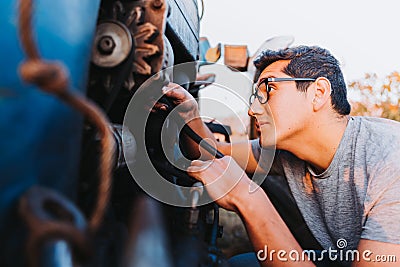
[348,72,400,121]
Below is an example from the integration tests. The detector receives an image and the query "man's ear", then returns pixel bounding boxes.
[312,77,332,111]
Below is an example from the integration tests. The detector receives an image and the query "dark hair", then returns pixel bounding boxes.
[254,45,351,115]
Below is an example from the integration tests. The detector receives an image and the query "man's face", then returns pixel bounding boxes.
[249,60,314,149]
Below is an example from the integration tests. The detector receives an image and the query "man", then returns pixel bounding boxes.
[162,46,400,266]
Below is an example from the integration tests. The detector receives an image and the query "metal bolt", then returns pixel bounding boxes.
[98,36,116,55]
[153,0,163,9]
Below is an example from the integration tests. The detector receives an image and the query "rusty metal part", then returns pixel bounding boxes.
[19,59,69,95]
[112,0,167,76]
[88,0,168,97]
[98,36,116,55]
[60,93,115,231]
[18,0,39,60]
[17,0,115,232]
[19,186,91,267]
[92,21,133,68]
[132,22,160,74]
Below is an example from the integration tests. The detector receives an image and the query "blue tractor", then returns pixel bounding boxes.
[0,0,230,266]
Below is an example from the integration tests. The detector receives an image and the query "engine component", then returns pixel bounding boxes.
[92,21,133,68]
[112,124,137,169]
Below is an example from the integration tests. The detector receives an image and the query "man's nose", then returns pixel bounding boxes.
[248,100,263,117]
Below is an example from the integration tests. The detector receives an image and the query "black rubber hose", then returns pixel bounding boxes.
[160,94,225,159]
[182,124,224,159]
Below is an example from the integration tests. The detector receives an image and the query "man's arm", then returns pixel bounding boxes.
[187,156,314,267]
[237,185,315,266]
[353,239,400,266]
[352,164,400,266]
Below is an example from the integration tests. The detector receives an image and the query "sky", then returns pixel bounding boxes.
[197,0,400,121]
[199,0,400,81]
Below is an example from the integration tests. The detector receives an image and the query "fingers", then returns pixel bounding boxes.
[187,161,205,173]
[189,157,231,168]
[187,159,212,174]
[161,82,179,95]
[162,83,188,101]
[186,165,199,173]
[190,160,204,166]
[146,97,169,113]
[152,102,168,112]
[149,83,184,112]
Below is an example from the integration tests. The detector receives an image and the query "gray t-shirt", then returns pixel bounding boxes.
[252,116,400,252]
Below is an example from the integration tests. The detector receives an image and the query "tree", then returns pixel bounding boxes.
[348,72,400,121]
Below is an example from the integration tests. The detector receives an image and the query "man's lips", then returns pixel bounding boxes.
[257,121,270,126]
[255,119,269,135]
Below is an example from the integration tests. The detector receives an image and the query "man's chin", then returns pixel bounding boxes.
[259,137,276,149]
[258,137,267,148]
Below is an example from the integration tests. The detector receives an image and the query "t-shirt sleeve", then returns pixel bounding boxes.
[357,117,400,244]
[361,168,400,244]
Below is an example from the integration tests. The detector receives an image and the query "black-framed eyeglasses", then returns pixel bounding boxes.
[249,77,316,105]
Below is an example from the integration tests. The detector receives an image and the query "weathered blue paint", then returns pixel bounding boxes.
[0,0,100,265]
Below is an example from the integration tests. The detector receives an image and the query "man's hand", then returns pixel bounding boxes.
[187,156,254,212]
[158,82,223,160]
[161,82,200,123]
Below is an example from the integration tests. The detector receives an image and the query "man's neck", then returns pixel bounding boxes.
[280,114,350,173]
